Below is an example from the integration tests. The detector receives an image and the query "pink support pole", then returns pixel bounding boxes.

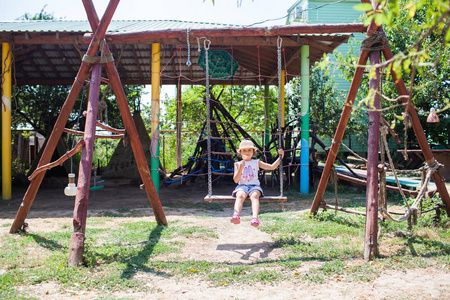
[68,64,102,266]
[82,0,167,225]
[364,50,381,261]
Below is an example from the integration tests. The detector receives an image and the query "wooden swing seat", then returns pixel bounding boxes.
[204,195,287,211]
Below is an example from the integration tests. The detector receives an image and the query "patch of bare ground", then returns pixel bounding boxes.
[1,180,449,299]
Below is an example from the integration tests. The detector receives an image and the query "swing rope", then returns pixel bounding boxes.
[205,38,213,197]
[277,36,284,197]
[204,39,286,200]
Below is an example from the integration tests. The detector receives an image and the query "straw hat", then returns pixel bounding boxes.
[237,140,257,153]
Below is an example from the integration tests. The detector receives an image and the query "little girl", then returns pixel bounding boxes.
[230,140,284,227]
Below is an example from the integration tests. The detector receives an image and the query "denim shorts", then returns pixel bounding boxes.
[232,184,264,197]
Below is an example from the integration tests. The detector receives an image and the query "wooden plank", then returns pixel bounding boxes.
[204,195,287,202]
[333,166,429,189]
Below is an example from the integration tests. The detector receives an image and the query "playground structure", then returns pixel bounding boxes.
[0,0,448,264]
[1,0,361,265]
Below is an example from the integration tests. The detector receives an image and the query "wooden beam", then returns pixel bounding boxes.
[53,45,75,73]
[68,63,103,267]
[268,47,302,84]
[308,39,335,53]
[37,45,62,79]
[170,45,178,78]
[29,55,46,79]
[4,33,83,45]
[86,23,366,44]
[12,45,39,62]
[130,44,145,81]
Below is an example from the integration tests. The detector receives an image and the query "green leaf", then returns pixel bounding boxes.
[445,28,450,44]
[374,13,384,26]
[385,62,392,78]
[403,58,411,74]
[364,15,375,26]
[395,114,404,121]
[392,59,403,79]
[408,5,417,19]
[390,118,396,130]
[368,68,377,80]
[354,3,374,12]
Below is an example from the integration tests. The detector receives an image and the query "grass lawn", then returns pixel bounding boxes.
[1,185,449,299]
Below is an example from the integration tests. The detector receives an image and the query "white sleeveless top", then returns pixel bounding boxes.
[238,159,260,185]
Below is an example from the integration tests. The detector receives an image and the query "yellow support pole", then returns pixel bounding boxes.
[281,70,285,127]
[150,43,161,194]
[2,42,12,200]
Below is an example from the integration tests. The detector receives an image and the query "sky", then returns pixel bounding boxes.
[1,0,293,26]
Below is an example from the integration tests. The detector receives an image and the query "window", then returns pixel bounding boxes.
[295,6,303,19]
[293,0,308,22]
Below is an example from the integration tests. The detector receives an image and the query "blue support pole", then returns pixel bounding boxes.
[300,45,310,194]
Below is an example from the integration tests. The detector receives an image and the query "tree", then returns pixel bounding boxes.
[17,5,57,21]
[380,0,450,146]
[335,0,450,147]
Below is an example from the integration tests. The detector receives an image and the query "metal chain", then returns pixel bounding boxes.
[186,28,192,67]
[277,36,284,197]
[204,39,212,196]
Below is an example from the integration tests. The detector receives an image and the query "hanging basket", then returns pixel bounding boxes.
[198,49,239,79]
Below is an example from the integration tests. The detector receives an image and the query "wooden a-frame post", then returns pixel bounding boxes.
[82,0,166,222]
[68,63,102,265]
[310,0,450,260]
[9,0,119,234]
[10,0,167,266]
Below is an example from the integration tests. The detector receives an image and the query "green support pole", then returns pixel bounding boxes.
[300,45,310,194]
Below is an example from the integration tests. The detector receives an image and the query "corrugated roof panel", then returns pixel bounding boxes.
[0,19,241,33]
[1,19,354,85]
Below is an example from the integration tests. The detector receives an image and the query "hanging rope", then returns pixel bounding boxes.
[378,124,443,223]
[277,36,284,197]
[360,32,390,52]
[82,39,114,64]
[402,111,412,160]
[378,120,387,222]
[330,165,338,214]
[204,38,212,197]
[70,81,88,173]
[341,142,368,163]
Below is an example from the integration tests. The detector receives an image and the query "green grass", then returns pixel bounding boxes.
[1,191,449,297]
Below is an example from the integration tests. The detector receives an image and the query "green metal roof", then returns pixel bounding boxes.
[0,19,357,86]
[0,19,242,33]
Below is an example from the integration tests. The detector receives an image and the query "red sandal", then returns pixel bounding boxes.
[250,217,260,227]
[230,214,240,224]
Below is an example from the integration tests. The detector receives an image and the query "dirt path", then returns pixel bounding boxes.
[1,179,449,299]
